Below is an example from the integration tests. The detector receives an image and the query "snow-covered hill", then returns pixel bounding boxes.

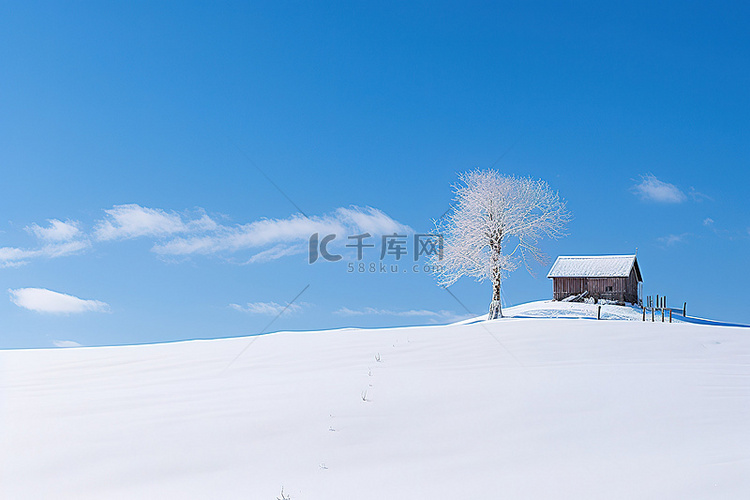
[2,303,749,499]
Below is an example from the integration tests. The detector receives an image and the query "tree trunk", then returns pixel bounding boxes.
[488,279,502,320]
[488,243,503,320]
[488,300,502,320]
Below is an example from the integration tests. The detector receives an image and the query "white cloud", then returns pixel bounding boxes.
[53,340,82,348]
[153,213,344,255]
[94,204,217,241]
[26,219,81,242]
[632,174,686,203]
[335,207,412,235]
[688,187,712,202]
[153,206,411,259]
[4,204,410,267]
[657,233,689,246]
[703,218,714,226]
[9,288,110,314]
[334,307,456,318]
[334,306,470,324]
[0,247,31,267]
[42,240,91,258]
[0,240,90,268]
[230,301,304,315]
[243,244,305,264]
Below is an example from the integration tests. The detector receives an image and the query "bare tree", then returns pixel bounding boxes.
[431,170,570,320]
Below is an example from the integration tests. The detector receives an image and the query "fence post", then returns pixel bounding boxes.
[597,305,601,320]
[656,295,659,309]
[683,302,686,317]
[642,308,646,321]
[669,309,672,323]
[652,308,655,322]
[661,308,664,322]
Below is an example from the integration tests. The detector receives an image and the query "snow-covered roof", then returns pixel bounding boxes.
[547,255,641,280]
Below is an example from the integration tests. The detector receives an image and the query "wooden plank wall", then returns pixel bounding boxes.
[553,273,640,303]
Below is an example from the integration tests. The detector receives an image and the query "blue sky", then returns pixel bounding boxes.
[1,1,748,348]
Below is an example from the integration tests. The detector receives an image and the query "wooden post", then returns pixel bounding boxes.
[652,308,655,322]
[642,308,646,321]
[683,302,686,317]
[597,305,601,320]
[669,309,672,323]
[661,308,665,322]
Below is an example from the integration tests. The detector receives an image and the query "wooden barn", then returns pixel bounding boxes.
[547,255,643,304]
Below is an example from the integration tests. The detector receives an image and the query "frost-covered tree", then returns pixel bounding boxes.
[431,170,570,320]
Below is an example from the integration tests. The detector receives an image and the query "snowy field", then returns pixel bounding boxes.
[2,303,750,499]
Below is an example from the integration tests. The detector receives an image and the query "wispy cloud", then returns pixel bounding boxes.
[688,187,712,203]
[53,340,82,348]
[153,214,344,255]
[9,288,110,314]
[631,174,687,203]
[336,207,412,235]
[657,233,690,246]
[334,306,470,324]
[1,218,89,267]
[4,204,410,267]
[230,301,304,315]
[26,219,81,242]
[152,206,412,260]
[334,307,458,318]
[700,218,748,241]
[243,244,305,264]
[0,240,90,268]
[94,204,217,241]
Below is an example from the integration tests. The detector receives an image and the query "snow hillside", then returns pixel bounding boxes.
[2,305,750,499]
[453,300,686,325]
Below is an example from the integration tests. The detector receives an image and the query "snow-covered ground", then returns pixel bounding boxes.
[2,302,750,499]
[507,299,674,321]
[454,300,681,325]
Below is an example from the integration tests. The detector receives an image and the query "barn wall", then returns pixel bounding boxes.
[553,277,586,300]
[624,267,640,304]
[586,277,626,302]
[553,274,640,303]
